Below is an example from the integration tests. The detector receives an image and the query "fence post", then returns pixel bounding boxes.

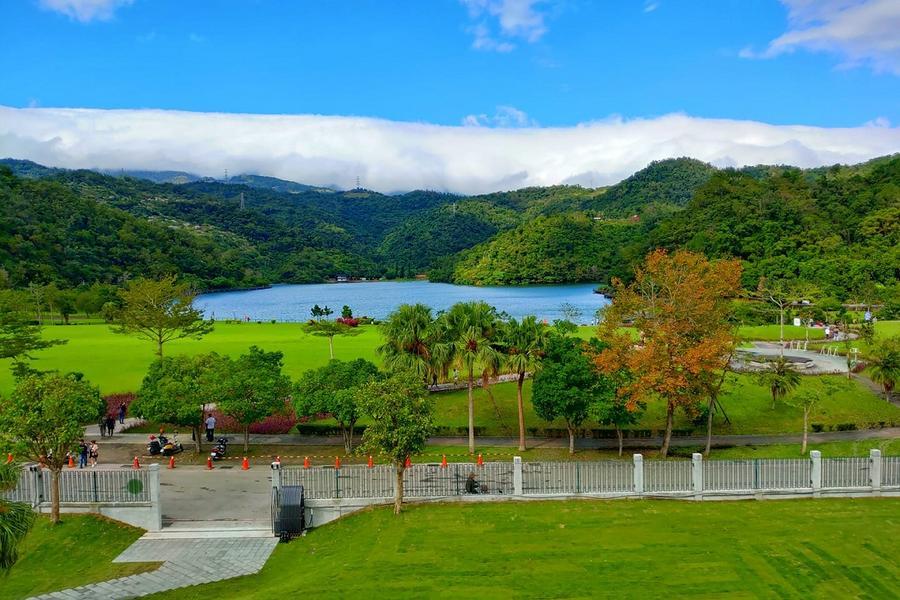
[513,456,523,496]
[28,466,41,508]
[691,453,703,497]
[870,449,882,492]
[147,464,162,532]
[270,462,282,492]
[633,454,644,496]
[810,450,822,492]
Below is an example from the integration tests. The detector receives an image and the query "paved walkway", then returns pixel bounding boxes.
[30,534,278,600]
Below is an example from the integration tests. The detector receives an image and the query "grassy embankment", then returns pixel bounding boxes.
[3,515,158,600]
[177,499,900,599]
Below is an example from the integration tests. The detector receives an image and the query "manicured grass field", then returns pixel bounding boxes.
[311,373,900,436]
[171,499,900,599]
[738,324,825,341]
[4,514,157,600]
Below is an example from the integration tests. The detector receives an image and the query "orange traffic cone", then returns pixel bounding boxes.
[206,456,214,470]
[367,455,374,468]
[441,454,448,468]
[335,456,342,469]
[303,456,310,469]
[404,455,412,468]
[132,456,141,469]
[477,453,484,466]
[168,456,176,469]
[5,453,13,464]
[68,454,75,469]
[241,457,250,470]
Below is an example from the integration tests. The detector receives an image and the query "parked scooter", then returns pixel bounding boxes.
[210,437,228,461]
[147,434,184,457]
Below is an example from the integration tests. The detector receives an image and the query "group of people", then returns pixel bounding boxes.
[68,439,100,468]
[98,402,128,438]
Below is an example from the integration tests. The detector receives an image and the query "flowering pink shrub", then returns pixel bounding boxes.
[103,392,135,417]
[207,401,299,434]
[336,317,359,327]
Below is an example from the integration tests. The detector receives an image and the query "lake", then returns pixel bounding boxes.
[196,281,609,324]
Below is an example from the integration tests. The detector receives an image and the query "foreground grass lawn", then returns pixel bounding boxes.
[4,514,157,599]
[174,498,900,599]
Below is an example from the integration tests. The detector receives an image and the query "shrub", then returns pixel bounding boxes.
[103,392,135,418]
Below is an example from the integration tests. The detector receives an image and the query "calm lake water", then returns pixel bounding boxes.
[196,281,609,324]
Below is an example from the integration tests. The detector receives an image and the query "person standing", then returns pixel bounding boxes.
[105,414,116,437]
[78,439,88,469]
[118,402,127,425]
[89,440,99,467]
[205,413,217,442]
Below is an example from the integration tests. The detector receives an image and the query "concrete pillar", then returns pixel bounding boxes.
[270,462,282,491]
[870,449,882,491]
[147,464,162,532]
[513,456,523,496]
[691,453,703,497]
[810,450,822,491]
[633,454,644,495]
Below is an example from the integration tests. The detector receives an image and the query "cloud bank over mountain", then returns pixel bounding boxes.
[1,106,897,194]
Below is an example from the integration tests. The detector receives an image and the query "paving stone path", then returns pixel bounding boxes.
[30,536,278,600]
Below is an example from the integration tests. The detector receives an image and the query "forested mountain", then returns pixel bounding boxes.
[2,154,897,301]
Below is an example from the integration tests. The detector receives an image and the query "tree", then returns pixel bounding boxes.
[867,336,900,402]
[441,301,500,454]
[111,276,213,357]
[596,250,741,457]
[0,458,34,571]
[533,336,609,454]
[0,293,66,377]
[787,381,839,454]
[559,302,583,324]
[132,353,223,452]
[587,341,642,457]
[341,305,353,319]
[302,320,361,360]
[756,356,802,409]
[294,359,380,453]
[377,304,443,382]
[216,347,292,453]
[0,373,103,523]
[755,278,813,357]
[500,316,549,451]
[357,370,433,514]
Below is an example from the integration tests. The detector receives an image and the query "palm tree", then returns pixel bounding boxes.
[867,337,900,402]
[756,355,801,408]
[441,302,500,454]
[501,316,549,451]
[377,304,443,382]
[0,459,35,571]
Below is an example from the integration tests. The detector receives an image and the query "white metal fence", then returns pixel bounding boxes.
[703,459,810,491]
[2,467,153,506]
[282,452,899,501]
[822,457,870,489]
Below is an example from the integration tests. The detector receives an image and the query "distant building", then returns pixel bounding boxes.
[335,275,349,282]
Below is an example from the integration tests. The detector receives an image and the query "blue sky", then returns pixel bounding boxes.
[1,1,898,193]
[3,0,898,127]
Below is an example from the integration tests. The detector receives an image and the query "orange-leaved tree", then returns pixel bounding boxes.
[595,249,741,457]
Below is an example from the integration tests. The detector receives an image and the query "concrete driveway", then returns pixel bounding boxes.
[159,466,272,526]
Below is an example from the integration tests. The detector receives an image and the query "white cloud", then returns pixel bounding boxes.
[743,0,900,74]
[463,105,538,128]
[0,106,898,194]
[461,0,549,51]
[643,2,660,14]
[39,0,134,22]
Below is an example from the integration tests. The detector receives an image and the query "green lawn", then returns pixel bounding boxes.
[305,373,900,437]
[4,514,157,600]
[172,499,900,599]
[739,324,825,341]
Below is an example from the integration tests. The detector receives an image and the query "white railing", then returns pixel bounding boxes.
[282,452,900,501]
[522,461,633,494]
[644,460,692,492]
[822,457,870,489]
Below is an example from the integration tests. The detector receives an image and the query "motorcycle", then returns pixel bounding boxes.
[147,434,184,457]
[210,437,228,461]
